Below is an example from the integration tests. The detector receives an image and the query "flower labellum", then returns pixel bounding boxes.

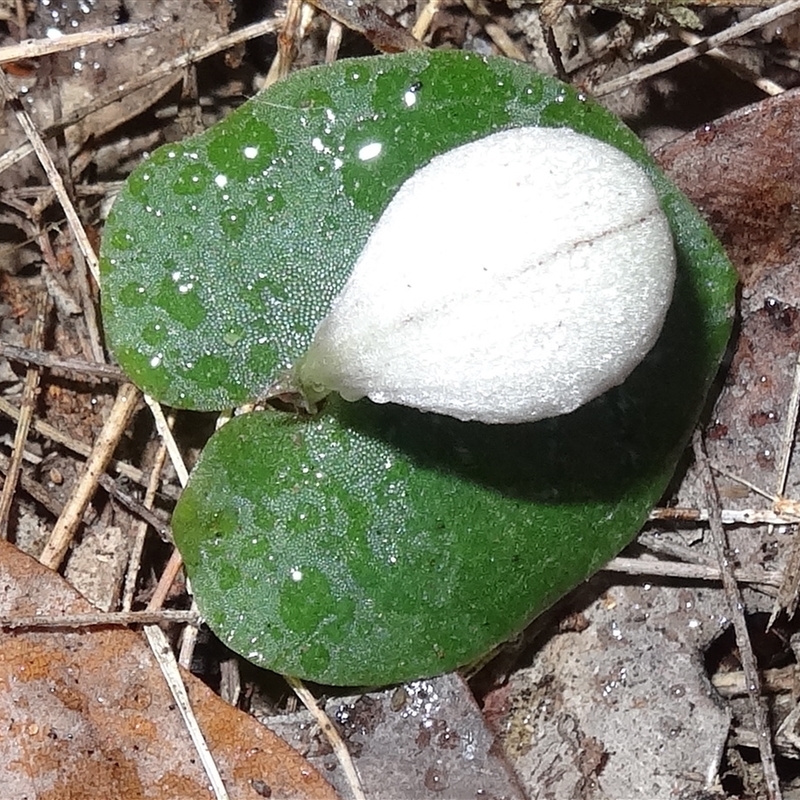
[297,126,677,424]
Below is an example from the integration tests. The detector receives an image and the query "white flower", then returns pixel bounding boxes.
[297,126,676,424]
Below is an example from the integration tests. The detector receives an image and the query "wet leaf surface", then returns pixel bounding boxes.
[100,50,734,410]
[116,52,739,685]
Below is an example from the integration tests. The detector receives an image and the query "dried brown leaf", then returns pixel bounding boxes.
[0,540,341,800]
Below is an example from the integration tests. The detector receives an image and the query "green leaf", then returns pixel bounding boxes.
[100,50,732,409]
[175,224,729,685]
[105,51,736,685]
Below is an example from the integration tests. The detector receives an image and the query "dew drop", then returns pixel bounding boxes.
[220,207,248,239]
[223,326,244,346]
[358,142,382,161]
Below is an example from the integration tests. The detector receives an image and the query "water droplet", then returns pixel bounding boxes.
[260,188,286,215]
[127,170,151,202]
[357,142,382,161]
[154,274,206,329]
[109,228,135,251]
[424,766,449,792]
[172,163,210,196]
[141,322,166,347]
[219,207,248,239]
[178,230,194,248]
[222,326,244,346]
[119,282,148,308]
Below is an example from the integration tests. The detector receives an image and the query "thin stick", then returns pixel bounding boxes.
[677,30,785,96]
[7,181,124,199]
[0,19,161,64]
[709,466,800,621]
[122,435,171,611]
[776,350,800,500]
[137,406,204,673]
[95,475,166,536]
[137,407,228,797]
[39,383,141,569]
[649,505,799,526]
[593,0,800,97]
[0,339,124,381]
[460,0,527,61]
[0,444,168,533]
[285,675,367,800]
[605,556,781,589]
[144,625,230,800]
[325,18,343,63]
[265,0,308,88]
[146,548,185,612]
[0,68,99,283]
[769,347,800,621]
[412,0,440,41]
[144,395,189,487]
[0,291,47,537]
[694,431,783,800]
[713,665,797,698]
[0,609,198,628]
[711,467,800,521]
[178,611,200,670]
[0,451,64,519]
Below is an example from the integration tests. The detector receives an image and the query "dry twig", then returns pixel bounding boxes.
[0,341,125,382]
[604,555,781,590]
[695,431,783,800]
[38,382,141,569]
[122,430,172,611]
[594,0,800,97]
[0,18,161,64]
[0,291,47,538]
[145,625,230,800]
[770,343,800,621]
[0,393,167,491]
[412,0,441,41]
[0,15,282,177]
[285,674,368,800]
[0,608,198,628]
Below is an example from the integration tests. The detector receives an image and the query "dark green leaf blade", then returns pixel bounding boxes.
[100,50,733,408]
[173,215,734,684]
[106,50,738,685]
